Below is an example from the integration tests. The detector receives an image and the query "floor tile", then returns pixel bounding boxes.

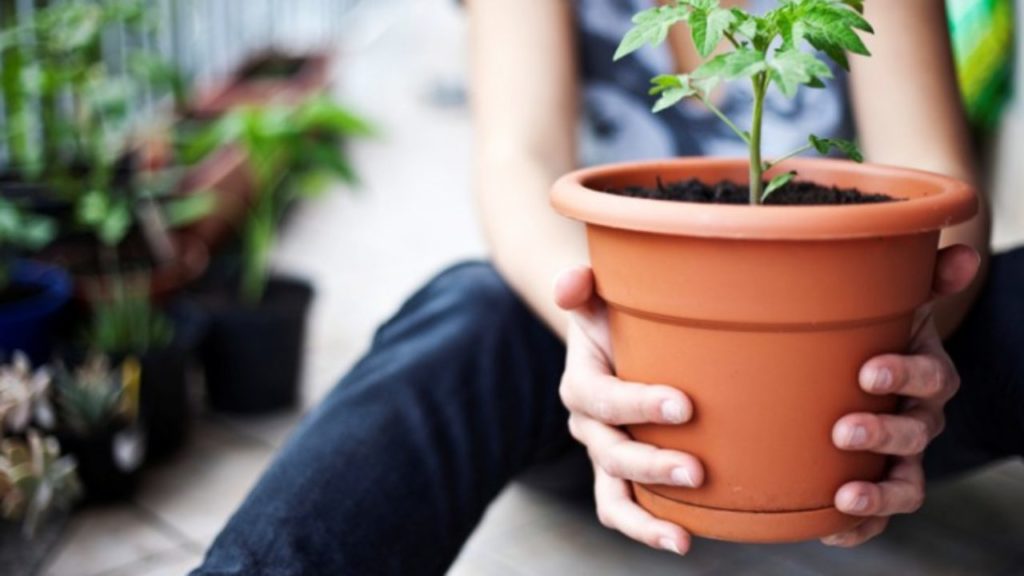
[41,506,185,576]
[132,418,276,548]
[103,546,203,576]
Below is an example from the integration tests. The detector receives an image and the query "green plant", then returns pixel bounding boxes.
[190,96,373,303]
[54,355,135,437]
[0,198,56,291]
[86,283,174,355]
[615,0,872,204]
[0,431,80,537]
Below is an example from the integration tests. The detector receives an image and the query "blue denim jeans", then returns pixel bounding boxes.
[192,251,1024,576]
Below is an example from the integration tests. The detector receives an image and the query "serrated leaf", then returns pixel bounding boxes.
[693,48,765,80]
[808,135,864,162]
[768,49,831,98]
[690,6,735,57]
[649,74,698,113]
[763,171,796,200]
[614,6,689,61]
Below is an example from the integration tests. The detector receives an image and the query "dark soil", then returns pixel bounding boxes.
[240,56,306,80]
[607,178,895,205]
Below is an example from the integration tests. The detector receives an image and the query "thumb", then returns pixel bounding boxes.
[554,265,596,311]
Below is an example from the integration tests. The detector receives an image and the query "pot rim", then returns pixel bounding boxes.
[551,157,978,240]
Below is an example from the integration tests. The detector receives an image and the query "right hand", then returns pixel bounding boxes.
[554,265,704,556]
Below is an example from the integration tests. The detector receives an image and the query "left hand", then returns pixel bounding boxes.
[821,244,981,547]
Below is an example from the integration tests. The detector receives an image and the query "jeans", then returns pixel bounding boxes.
[193,251,1024,576]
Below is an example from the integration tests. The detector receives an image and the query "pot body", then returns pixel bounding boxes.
[0,261,72,364]
[552,158,977,542]
[202,276,312,414]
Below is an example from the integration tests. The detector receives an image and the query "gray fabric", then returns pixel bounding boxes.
[575,0,855,166]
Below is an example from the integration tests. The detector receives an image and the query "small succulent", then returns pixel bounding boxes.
[0,352,56,434]
[0,431,81,537]
[55,355,137,437]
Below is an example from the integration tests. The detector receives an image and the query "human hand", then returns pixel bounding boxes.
[822,245,981,547]
[555,266,703,555]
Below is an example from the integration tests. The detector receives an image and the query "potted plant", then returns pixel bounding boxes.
[53,354,144,502]
[192,96,371,413]
[82,282,205,459]
[551,0,977,542]
[0,199,69,364]
[0,354,80,538]
[187,50,332,120]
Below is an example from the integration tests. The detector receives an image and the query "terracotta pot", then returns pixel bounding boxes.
[187,51,331,120]
[175,145,256,249]
[551,157,977,543]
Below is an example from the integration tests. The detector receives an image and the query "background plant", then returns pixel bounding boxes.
[189,96,373,303]
[0,198,56,291]
[615,0,873,204]
[54,355,136,437]
[0,352,55,434]
[0,431,80,537]
[85,282,174,355]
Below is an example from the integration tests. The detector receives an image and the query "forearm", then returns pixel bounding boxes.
[477,151,586,340]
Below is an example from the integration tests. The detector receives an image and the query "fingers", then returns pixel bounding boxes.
[833,408,943,456]
[821,517,889,548]
[834,456,925,517]
[569,414,704,487]
[858,352,959,401]
[554,266,595,311]
[560,370,692,425]
[592,465,691,555]
[932,244,980,298]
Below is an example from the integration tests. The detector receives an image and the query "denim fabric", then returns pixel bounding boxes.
[193,252,1024,575]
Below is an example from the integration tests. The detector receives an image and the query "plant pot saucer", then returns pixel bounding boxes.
[634,485,860,543]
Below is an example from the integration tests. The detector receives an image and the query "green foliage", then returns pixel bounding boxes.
[196,97,373,303]
[0,198,57,290]
[615,0,873,204]
[86,285,174,355]
[54,356,129,437]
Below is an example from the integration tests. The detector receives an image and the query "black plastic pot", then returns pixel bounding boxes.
[202,276,312,414]
[0,261,72,364]
[138,300,207,459]
[57,420,144,503]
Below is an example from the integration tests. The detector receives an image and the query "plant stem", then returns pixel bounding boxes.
[763,143,814,172]
[748,74,767,205]
[698,96,750,145]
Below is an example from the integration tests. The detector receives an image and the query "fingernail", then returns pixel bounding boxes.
[844,493,869,512]
[863,366,892,392]
[843,425,868,448]
[671,467,697,487]
[660,399,686,424]
[659,537,681,555]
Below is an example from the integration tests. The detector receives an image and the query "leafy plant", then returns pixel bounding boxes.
[0,352,56,434]
[0,431,80,537]
[0,198,57,291]
[615,0,872,204]
[54,355,137,437]
[190,96,373,303]
[86,283,174,355]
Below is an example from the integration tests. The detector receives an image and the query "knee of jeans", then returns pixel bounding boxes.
[374,261,528,345]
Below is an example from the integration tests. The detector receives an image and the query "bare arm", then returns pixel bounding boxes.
[850,0,990,336]
[468,0,585,340]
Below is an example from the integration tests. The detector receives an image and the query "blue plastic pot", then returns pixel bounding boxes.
[0,261,72,363]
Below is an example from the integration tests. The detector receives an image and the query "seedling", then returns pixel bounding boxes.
[615,0,873,204]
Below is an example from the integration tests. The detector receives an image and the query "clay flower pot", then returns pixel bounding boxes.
[551,157,977,543]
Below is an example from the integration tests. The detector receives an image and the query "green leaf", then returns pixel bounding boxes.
[808,135,864,162]
[614,5,689,61]
[693,48,766,80]
[767,49,832,98]
[98,203,131,246]
[690,5,735,57]
[162,192,217,228]
[763,171,796,200]
[647,73,704,112]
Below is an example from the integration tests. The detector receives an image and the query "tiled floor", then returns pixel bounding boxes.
[37,1,1024,575]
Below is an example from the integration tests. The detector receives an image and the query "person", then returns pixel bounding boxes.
[192,1,1020,574]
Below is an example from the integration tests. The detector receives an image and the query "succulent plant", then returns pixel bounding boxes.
[0,430,80,537]
[54,355,137,437]
[0,352,56,434]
